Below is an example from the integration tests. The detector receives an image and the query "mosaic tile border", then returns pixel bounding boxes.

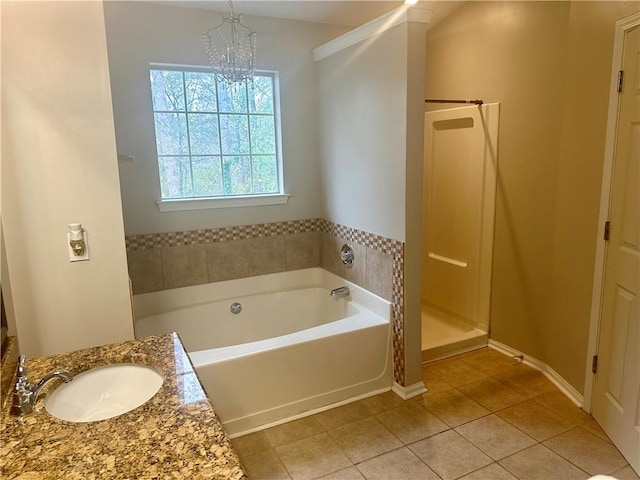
[125,218,320,251]
[125,218,406,386]
[392,244,405,386]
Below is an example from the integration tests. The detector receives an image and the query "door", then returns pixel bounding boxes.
[592,22,640,474]
[422,103,499,329]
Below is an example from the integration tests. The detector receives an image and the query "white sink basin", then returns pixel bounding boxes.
[45,363,163,422]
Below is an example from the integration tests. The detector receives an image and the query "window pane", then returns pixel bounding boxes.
[184,72,217,112]
[249,76,274,114]
[159,156,193,198]
[154,113,189,155]
[217,82,248,113]
[188,114,220,155]
[222,156,251,195]
[150,70,185,111]
[151,68,282,200]
[220,114,249,154]
[192,156,223,196]
[250,115,276,154]
[252,155,278,193]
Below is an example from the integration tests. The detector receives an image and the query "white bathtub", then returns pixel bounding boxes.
[134,267,392,436]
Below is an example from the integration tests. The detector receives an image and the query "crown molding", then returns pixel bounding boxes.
[313,4,433,62]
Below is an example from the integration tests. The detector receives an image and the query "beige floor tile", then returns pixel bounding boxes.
[314,402,371,431]
[533,391,591,426]
[408,430,493,479]
[612,465,640,480]
[499,444,589,480]
[227,355,634,480]
[264,416,324,447]
[458,377,527,412]
[497,399,574,441]
[375,401,448,444]
[276,433,351,480]
[543,427,628,475]
[455,414,536,460]
[424,358,489,387]
[359,390,405,415]
[327,417,402,464]
[317,466,366,480]
[240,448,291,480]
[458,463,518,480]
[459,348,528,377]
[454,346,491,358]
[580,418,613,444]
[425,355,465,367]
[419,389,490,427]
[231,431,272,458]
[420,369,456,396]
[493,369,557,398]
[356,447,439,480]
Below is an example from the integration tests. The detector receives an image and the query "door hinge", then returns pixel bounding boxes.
[617,70,624,93]
[604,221,610,241]
[592,355,599,374]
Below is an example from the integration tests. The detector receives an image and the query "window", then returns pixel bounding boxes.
[149,66,285,208]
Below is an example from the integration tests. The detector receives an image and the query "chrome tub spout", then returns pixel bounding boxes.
[330,286,350,298]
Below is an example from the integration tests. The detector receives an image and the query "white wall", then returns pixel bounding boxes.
[316,11,429,386]
[1,1,134,357]
[104,1,348,235]
[317,23,408,242]
[403,21,429,387]
[1,224,17,339]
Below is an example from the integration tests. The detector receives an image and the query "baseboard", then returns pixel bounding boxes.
[392,381,427,400]
[488,339,584,407]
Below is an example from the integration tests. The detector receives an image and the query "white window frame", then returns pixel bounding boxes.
[149,64,289,212]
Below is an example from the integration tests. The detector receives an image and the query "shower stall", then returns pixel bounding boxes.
[421,102,499,361]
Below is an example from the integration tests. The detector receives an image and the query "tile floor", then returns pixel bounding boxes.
[230,348,638,480]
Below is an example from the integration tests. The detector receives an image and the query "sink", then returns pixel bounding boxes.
[45,363,163,422]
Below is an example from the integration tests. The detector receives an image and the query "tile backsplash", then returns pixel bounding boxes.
[125,219,406,385]
[127,230,319,293]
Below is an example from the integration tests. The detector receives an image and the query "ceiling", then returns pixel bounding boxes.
[155,1,464,28]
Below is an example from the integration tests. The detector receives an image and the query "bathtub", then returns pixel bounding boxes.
[133,267,392,436]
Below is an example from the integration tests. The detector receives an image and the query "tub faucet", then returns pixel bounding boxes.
[330,286,350,298]
[10,355,73,416]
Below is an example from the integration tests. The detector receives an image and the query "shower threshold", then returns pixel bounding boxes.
[421,305,488,362]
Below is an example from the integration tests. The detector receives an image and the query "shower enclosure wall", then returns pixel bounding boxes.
[421,103,499,361]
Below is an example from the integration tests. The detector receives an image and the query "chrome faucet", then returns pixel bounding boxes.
[10,355,73,416]
[330,286,350,298]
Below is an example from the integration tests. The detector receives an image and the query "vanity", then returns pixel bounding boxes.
[0,333,247,479]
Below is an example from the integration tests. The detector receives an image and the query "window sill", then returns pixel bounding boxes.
[156,194,291,212]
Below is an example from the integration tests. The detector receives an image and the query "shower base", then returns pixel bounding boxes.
[421,305,487,362]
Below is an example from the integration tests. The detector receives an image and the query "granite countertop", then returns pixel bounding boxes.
[0,333,247,480]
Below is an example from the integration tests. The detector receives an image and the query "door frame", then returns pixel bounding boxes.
[583,11,640,413]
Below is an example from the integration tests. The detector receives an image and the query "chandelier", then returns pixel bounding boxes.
[203,0,256,85]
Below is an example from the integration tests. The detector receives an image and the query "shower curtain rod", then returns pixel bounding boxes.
[425,98,484,105]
